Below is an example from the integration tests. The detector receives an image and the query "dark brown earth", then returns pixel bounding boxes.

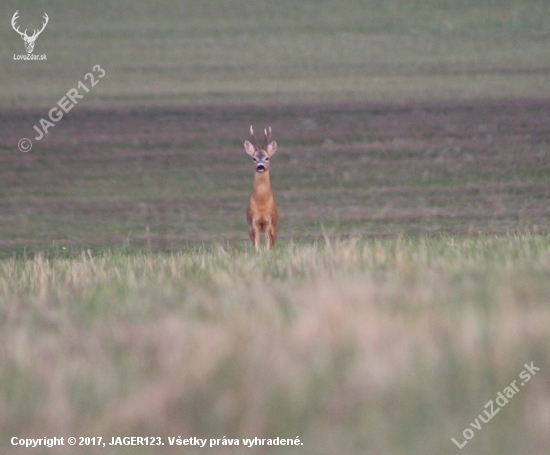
[1,98,549,253]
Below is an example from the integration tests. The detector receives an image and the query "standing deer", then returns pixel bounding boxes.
[244,126,278,251]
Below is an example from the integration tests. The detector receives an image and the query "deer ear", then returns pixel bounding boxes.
[244,141,256,157]
[266,140,277,157]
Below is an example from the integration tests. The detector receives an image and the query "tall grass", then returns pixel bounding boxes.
[1,235,549,454]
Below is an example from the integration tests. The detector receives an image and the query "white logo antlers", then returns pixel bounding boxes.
[11,10,49,54]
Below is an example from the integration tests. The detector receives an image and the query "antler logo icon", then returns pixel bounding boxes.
[11,10,49,54]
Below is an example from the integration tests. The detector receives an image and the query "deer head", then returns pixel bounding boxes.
[11,11,49,54]
[244,125,277,173]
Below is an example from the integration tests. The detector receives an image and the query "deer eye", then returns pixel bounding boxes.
[253,158,257,162]
[265,157,269,161]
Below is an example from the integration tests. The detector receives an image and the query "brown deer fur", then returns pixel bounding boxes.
[244,126,278,251]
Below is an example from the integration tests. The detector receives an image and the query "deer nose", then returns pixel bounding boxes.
[256,163,266,172]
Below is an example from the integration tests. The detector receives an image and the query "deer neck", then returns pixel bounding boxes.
[253,170,272,195]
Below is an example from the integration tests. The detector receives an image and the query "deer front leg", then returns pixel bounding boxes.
[265,221,276,250]
[249,220,260,251]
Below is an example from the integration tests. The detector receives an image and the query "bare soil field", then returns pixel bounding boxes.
[1,98,549,254]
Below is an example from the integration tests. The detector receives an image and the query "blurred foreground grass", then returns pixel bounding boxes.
[1,235,549,454]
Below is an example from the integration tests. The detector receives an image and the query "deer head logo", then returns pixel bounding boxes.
[11,11,49,54]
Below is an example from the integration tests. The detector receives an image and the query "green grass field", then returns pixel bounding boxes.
[1,237,550,454]
[2,0,550,106]
[1,0,550,454]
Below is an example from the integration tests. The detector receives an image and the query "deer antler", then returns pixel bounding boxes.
[11,11,48,39]
[11,11,27,38]
[263,126,272,148]
[31,13,49,39]
[249,125,259,149]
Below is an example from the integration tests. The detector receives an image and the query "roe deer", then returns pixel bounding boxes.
[244,125,278,251]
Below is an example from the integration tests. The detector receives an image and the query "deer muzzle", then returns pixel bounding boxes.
[256,163,266,172]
